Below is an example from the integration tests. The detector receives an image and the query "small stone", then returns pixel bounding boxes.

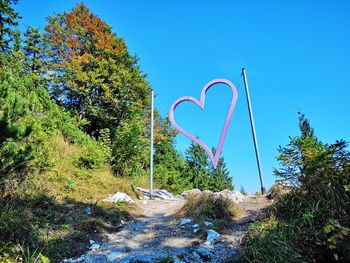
[90,240,96,245]
[90,243,100,250]
[196,247,211,259]
[203,220,213,227]
[179,218,192,226]
[84,206,92,215]
[193,228,199,233]
[107,251,123,262]
[76,255,85,262]
[205,229,220,245]
[192,224,200,228]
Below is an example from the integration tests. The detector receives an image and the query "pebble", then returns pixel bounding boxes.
[107,251,123,262]
[203,220,213,227]
[205,229,220,245]
[89,243,100,250]
[179,218,192,226]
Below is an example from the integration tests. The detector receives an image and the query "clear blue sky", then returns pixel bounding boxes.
[15,0,350,192]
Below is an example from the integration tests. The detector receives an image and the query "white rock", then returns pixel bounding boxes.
[205,229,220,245]
[179,218,192,226]
[193,228,200,233]
[181,189,201,198]
[203,220,213,227]
[103,192,135,204]
[202,190,214,195]
[136,187,176,200]
[84,206,92,215]
[89,243,100,250]
[107,251,123,262]
[90,240,96,245]
[192,224,200,228]
[214,189,245,203]
[63,255,86,263]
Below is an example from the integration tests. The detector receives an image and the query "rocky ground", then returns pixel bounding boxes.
[64,190,271,263]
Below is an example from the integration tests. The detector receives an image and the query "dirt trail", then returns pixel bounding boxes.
[75,195,271,263]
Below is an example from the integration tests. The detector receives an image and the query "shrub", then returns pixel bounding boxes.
[240,114,350,262]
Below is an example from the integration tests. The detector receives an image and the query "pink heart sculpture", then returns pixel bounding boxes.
[169,79,238,169]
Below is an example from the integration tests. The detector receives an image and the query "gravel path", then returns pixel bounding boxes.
[67,195,271,263]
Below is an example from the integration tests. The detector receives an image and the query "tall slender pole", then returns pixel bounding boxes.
[242,68,266,194]
[150,90,154,199]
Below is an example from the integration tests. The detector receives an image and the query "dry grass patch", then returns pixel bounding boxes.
[180,192,239,221]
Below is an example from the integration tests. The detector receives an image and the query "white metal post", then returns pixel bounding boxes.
[242,68,266,194]
[150,90,154,198]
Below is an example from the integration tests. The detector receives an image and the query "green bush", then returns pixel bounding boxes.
[240,114,350,262]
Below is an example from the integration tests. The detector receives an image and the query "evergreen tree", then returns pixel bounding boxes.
[209,150,233,190]
[153,116,188,193]
[0,0,21,53]
[12,29,20,52]
[23,26,44,74]
[185,141,233,191]
[185,140,210,190]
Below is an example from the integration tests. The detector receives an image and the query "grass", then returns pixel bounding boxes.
[237,186,350,263]
[180,192,239,222]
[237,216,304,263]
[0,135,153,262]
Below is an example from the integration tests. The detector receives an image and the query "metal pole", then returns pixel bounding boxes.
[150,90,154,199]
[242,68,266,194]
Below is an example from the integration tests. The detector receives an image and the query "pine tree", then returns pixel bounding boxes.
[0,0,21,53]
[153,116,188,193]
[185,140,211,190]
[185,142,233,191]
[209,150,233,190]
[23,26,44,74]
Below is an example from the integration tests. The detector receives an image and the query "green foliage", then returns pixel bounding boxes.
[0,2,219,261]
[0,0,21,53]
[209,150,234,191]
[0,61,48,197]
[241,113,350,262]
[0,57,109,190]
[112,115,149,176]
[0,194,131,262]
[44,4,150,133]
[23,26,45,75]
[153,117,188,194]
[43,4,152,176]
[184,141,234,192]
